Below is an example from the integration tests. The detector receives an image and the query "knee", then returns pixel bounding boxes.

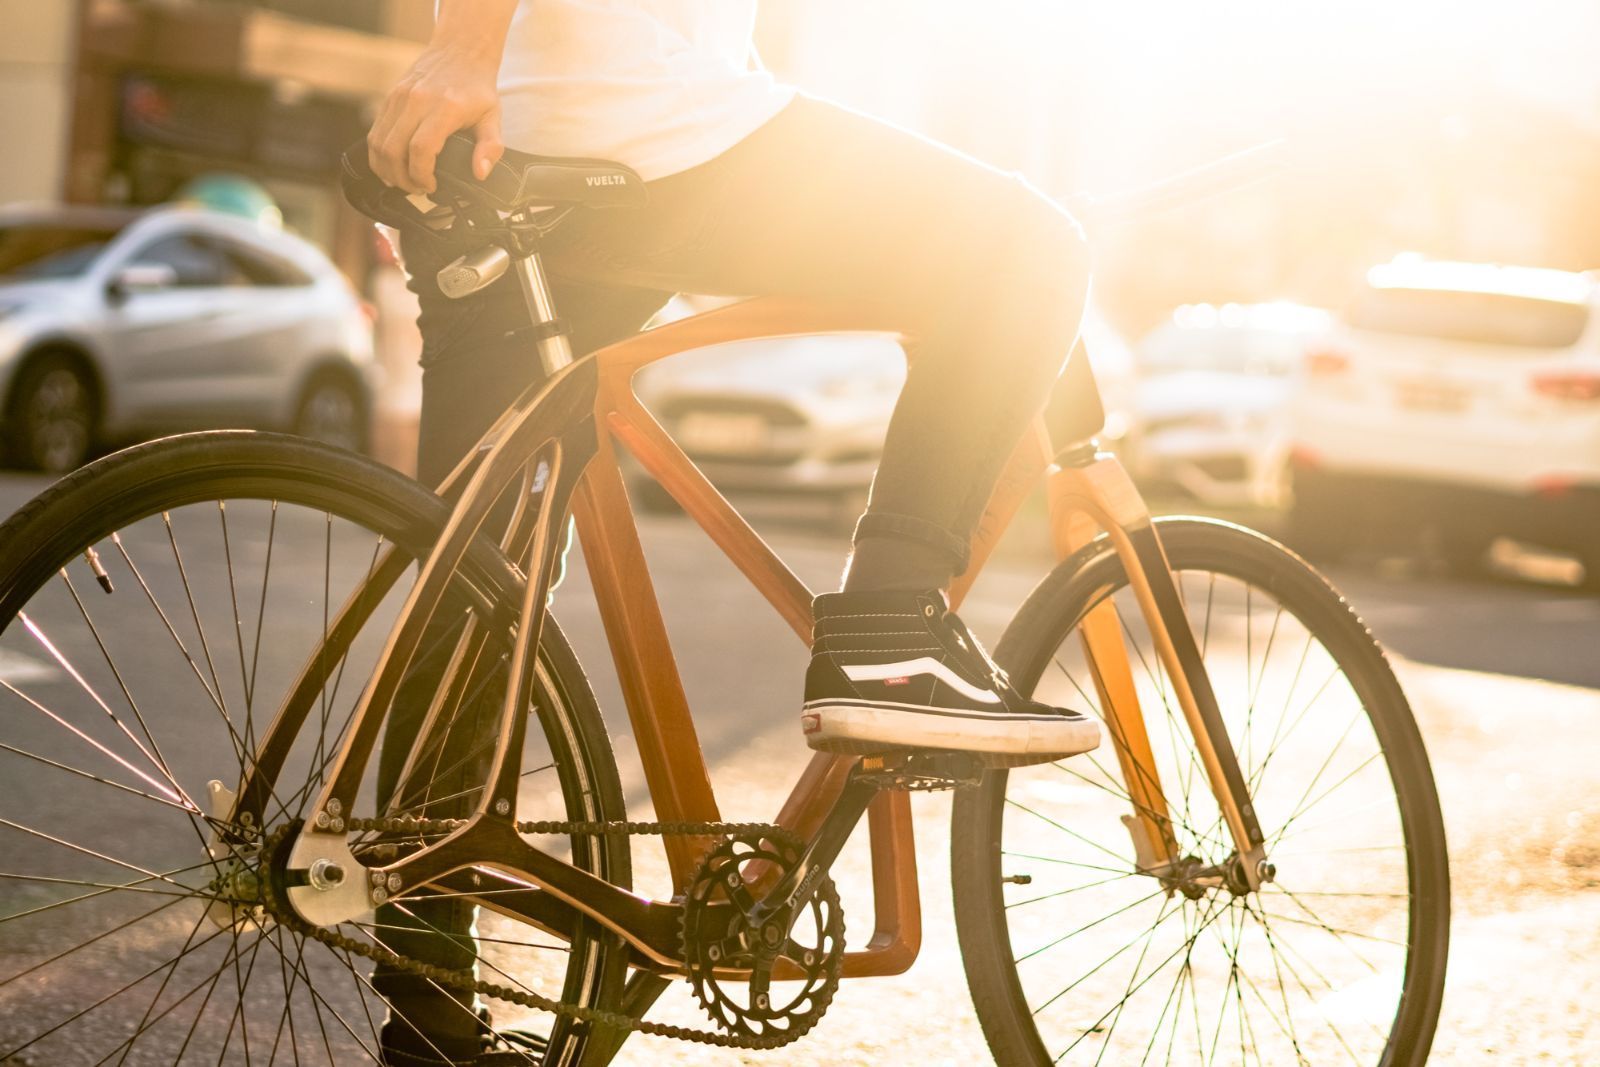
[996,179,1092,320]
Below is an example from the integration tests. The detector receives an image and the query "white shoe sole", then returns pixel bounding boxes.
[801,699,1101,768]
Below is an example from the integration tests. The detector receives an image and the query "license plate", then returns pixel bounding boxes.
[676,412,769,454]
[1394,380,1469,412]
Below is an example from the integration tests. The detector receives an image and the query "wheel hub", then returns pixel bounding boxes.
[1161,852,1264,900]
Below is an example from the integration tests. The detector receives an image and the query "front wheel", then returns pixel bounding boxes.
[952,518,1449,1065]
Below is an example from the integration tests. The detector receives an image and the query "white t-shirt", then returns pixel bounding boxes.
[497,1,796,181]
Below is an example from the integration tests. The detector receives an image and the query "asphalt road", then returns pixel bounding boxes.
[0,470,1596,1063]
[0,472,1598,771]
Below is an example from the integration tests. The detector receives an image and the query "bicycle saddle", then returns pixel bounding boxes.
[340,132,645,233]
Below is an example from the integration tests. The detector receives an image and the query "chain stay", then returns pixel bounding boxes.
[261,816,811,1050]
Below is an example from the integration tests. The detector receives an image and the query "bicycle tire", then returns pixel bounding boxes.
[952,517,1449,1065]
[0,431,631,1066]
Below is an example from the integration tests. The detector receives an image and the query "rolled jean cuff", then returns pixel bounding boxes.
[852,510,971,575]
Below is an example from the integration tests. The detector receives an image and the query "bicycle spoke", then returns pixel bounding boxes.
[1006,797,1139,872]
[1049,893,1232,1058]
[58,566,192,814]
[265,928,358,1065]
[0,736,199,816]
[1018,887,1168,969]
[247,501,279,711]
[1006,871,1134,910]
[0,889,188,991]
[10,620,192,806]
[0,858,216,926]
[1243,904,1373,1061]
[0,814,217,895]
[5,912,233,1061]
[164,512,233,731]
[109,901,215,1067]
[0,453,627,1064]
[977,538,1431,1065]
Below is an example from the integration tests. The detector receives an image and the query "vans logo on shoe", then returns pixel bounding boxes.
[882,677,911,686]
[801,713,822,734]
[586,174,627,187]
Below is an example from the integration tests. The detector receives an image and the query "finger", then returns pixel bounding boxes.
[376,97,434,193]
[366,91,407,183]
[407,110,461,193]
[472,110,505,181]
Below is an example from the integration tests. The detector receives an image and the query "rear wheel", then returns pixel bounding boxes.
[952,518,1449,1065]
[0,431,629,1064]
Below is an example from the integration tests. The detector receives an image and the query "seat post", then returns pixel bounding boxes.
[514,251,574,375]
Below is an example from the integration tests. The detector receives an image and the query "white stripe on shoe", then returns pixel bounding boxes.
[801,701,1102,760]
[840,657,1002,704]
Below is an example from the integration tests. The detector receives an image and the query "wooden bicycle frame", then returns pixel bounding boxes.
[242,288,1267,984]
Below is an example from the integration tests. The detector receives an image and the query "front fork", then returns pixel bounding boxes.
[1046,449,1269,893]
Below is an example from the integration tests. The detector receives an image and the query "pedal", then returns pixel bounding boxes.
[855,751,985,791]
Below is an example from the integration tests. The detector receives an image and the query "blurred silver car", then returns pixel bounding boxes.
[634,329,906,519]
[0,204,375,471]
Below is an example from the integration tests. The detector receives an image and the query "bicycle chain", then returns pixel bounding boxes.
[258,816,815,1050]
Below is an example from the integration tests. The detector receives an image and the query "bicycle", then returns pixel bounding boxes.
[0,136,1449,1064]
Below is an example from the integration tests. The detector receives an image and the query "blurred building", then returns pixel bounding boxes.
[0,0,435,471]
[64,0,430,271]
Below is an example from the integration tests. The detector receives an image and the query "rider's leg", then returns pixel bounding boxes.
[374,240,667,1061]
[538,96,1089,587]
[534,95,1098,759]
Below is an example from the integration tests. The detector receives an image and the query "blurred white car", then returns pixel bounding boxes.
[631,303,1131,520]
[634,328,905,518]
[1127,302,1332,507]
[1287,256,1600,575]
[0,204,375,471]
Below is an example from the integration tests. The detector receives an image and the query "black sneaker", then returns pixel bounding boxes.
[800,590,1101,766]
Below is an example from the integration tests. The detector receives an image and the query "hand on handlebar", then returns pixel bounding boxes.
[367,43,505,194]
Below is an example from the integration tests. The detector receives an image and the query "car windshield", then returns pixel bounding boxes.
[0,224,121,281]
[1350,286,1591,349]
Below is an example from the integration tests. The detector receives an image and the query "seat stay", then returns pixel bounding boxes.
[284,359,602,910]
[232,395,534,833]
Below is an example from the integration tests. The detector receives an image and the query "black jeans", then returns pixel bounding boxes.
[407,94,1089,550]
[375,94,1090,1050]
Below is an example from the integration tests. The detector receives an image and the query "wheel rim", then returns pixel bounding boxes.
[26,367,90,472]
[0,479,603,1062]
[991,562,1426,1064]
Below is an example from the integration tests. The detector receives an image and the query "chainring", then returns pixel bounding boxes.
[680,832,846,1042]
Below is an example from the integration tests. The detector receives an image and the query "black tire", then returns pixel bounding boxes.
[5,350,97,472]
[293,371,369,454]
[0,431,630,1065]
[952,518,1449,1066]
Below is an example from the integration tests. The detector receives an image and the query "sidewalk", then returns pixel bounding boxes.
[482,655,1600,1065]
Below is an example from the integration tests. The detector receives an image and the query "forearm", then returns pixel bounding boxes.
[432,0,519,66]
[369,0,518,190]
